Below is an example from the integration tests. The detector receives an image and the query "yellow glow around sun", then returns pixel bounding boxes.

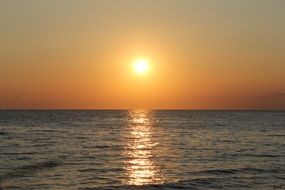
[133,59,149,74]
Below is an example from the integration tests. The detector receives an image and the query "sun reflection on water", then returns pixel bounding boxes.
[123,110,164,185]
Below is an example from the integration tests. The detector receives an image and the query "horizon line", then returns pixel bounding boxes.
[0,108,284,111]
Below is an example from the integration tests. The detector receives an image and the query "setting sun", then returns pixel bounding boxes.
[133,59,149,74]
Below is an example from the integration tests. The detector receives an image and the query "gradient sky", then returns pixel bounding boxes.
[0,0,285,109]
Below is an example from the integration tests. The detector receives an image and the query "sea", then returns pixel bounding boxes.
[0,110,284,189]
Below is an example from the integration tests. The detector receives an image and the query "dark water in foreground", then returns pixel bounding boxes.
[0,110,284,189]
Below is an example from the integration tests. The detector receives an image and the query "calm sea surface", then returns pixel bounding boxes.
[0,110,284,189]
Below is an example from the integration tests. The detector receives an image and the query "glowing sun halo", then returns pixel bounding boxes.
[133,59,149,74]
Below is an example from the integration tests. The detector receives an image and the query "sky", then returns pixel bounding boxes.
[0,0,285,109]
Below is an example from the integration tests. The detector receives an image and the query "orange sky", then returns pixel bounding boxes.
[0,0,285,109]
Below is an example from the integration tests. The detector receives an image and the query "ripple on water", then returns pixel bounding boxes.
[0,110,284,189]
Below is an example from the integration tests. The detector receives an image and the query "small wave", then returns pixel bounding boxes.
[93,145,112,149]
[199,169,235,174]
[0,132,7,136]
[196,167,281,175]
[214,123,226,127]
[0,152,37,156]
[232,153,282,158]
[93,178,221,190]
[78,167,124,173]
[0,160,62,185]
[268,134,285,137]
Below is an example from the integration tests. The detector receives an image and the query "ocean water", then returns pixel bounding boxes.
[0,110,284,189]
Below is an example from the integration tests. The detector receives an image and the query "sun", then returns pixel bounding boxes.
[133,59,149,74]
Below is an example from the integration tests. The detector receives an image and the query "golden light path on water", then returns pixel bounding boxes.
[123,110,165,185]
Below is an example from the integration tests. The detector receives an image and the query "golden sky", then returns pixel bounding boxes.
[0,0,285,109]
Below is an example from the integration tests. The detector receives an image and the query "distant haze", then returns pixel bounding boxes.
[0,0,285,109]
